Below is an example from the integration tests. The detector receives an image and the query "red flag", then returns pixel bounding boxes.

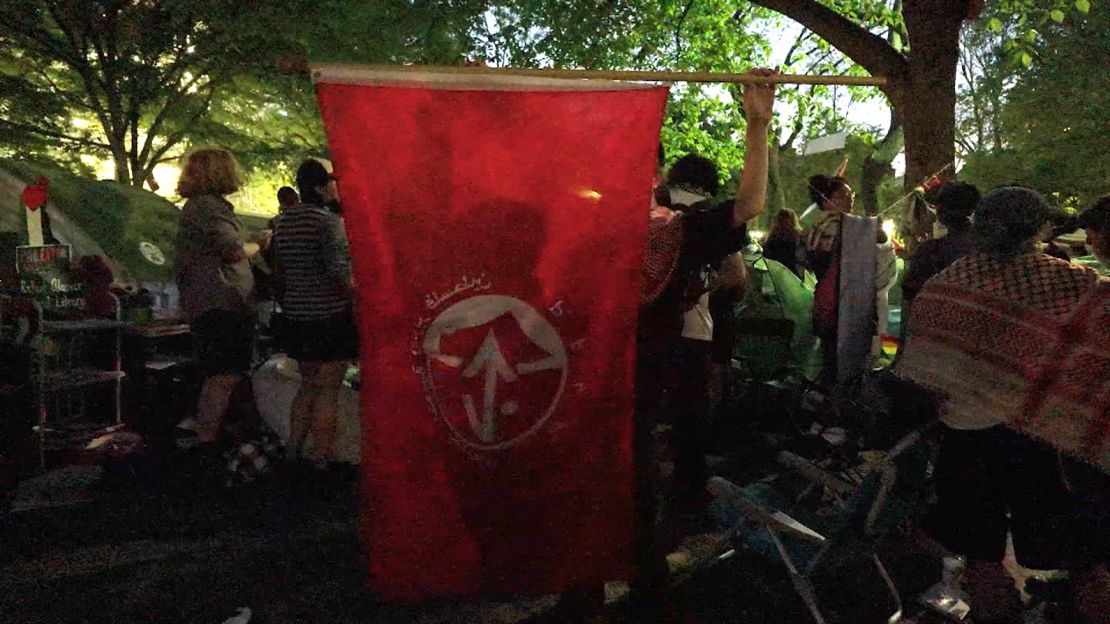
[314,67,667,600]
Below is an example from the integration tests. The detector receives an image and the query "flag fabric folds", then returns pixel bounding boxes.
[313,65,668,600]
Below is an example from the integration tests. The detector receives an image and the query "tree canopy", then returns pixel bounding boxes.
[958,3,1108,206]
[1,0,1101,219]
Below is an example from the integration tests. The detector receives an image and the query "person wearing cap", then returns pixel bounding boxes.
[272,159,357,470]
[896,186,1107,623]
[1077,194,1110,270]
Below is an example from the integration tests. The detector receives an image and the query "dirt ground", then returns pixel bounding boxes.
[0,458,952,624]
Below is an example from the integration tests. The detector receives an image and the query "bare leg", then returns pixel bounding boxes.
[288,362,321,459]
[303,361,348,465]
[195,374,241,443]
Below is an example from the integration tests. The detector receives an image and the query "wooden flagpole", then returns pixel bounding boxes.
[290,61,887,87]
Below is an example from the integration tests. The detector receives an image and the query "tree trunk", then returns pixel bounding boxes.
[111,147,132,186]
[859,120,903,215]
[899,0,964,191]
[860,156,892,216]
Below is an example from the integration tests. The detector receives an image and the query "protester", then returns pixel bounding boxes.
[802,174,854,381]
[802,174,896,381]
[538,69,778,624]
[1078,194,1110,268]
[896,186,1108,624]
[272,159,357,469]
[276,185,298,213]
[632,67,777,620]
[254,188,295,310]
[901,181,980,306]
[648,154,748,516]
[708,250,749,416]
[175,148,262,466]
[762,207,803,277]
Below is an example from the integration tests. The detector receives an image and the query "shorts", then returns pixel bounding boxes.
[284,310,358,363]
[192,310,256,375]
[926,425,1103,568]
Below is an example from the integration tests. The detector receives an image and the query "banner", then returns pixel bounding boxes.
[314,66,668,600]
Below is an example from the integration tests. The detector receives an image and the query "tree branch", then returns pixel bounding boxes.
[749,0,909,88]
[674,0,695,59]
[146,89,217,170]
[781,31,813,67]
[138,67,216,165]
[0,118,113,150]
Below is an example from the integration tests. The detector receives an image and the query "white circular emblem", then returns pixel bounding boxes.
[421,295,567,450]
[139,241,165,265]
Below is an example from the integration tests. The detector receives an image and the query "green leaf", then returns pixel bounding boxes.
[1050,9,1065,22]
[1020,52,1032,67]
[1075,0,1090,13]
[988,17,1003,32]
[891,31,902,51]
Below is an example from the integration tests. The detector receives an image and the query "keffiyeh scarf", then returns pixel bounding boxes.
[896,252,1108,472]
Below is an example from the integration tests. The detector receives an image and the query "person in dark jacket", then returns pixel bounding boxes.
[762,207,803,277]
[902,181,981,305]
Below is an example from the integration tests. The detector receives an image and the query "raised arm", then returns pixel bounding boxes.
[732,69,778,226]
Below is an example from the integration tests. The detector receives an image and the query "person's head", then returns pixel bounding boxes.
[972,186,1050,257]
[933,181,980,231]
[276,186,299,209]
[176,148,242,198]
[295,158,339,209]
[666,154,720,197]
[1077,194,1110,265]
[769,208,800,238]
[807,175,853,213]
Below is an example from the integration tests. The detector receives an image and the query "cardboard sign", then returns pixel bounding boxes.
[16,244,85,312]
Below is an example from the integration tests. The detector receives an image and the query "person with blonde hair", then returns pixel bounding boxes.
[174,148,262,472]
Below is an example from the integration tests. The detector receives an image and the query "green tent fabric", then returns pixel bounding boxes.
[1072,254,1108,276]
[732,251,821,381]
[1,159,271,283]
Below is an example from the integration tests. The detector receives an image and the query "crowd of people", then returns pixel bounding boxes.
[174,152,357,477]
[170,67,1107,623]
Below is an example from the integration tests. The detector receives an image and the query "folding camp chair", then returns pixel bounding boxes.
[707,427,932,624]
[731,316,796,382]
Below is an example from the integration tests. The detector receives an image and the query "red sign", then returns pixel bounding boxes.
[315,68,667,600]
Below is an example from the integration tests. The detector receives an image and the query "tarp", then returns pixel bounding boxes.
[734,252,820,381]
[313,65,668,600]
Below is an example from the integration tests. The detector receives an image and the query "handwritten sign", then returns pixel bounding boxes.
[16,244,85,313]
[17,244,69,274]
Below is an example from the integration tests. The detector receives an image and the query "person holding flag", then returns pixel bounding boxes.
[575,66,778,623]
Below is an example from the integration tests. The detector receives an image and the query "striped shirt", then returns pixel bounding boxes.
[273,204,352,320]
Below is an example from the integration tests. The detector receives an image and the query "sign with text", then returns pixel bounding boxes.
[16,244,85,313]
